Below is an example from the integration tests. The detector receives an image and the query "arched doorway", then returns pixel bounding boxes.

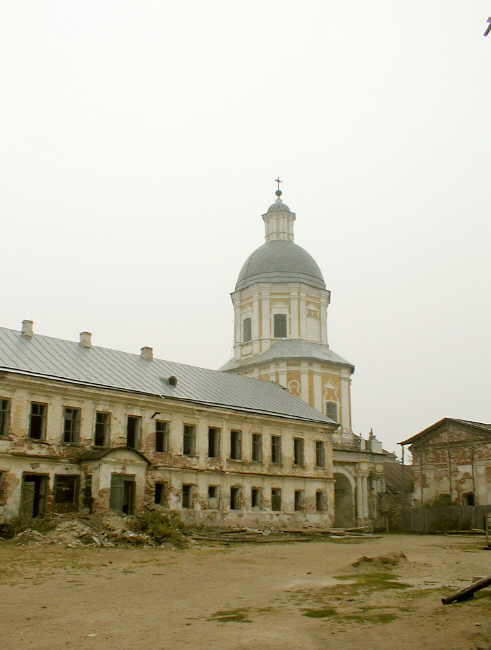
[334,472,355,528]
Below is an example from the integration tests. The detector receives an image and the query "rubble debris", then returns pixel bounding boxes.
[352,551,408,569]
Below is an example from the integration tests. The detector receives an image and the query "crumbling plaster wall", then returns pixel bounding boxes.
[410,422,491,505]
[0,374,335,527]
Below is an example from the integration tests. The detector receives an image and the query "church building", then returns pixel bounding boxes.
[221,185,395,526]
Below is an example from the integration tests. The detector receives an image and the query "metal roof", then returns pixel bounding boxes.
[235,240,326,291]
[221,340,354,372]
[0,327,332,425]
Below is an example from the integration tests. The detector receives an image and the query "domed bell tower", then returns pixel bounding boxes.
[221,183,354,433]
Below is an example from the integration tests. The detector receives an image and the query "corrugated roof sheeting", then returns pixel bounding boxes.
[0,327,332,424]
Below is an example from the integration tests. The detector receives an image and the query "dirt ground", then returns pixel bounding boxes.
[0,534,490,650]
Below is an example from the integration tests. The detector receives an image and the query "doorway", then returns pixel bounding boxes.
[21,474,48,518]
[334,472,355,527]
[110,474,135,515]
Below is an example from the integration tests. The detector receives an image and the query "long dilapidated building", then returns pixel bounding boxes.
[0,321,337,527]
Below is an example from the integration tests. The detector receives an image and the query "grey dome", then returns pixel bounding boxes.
[235,240,326,291]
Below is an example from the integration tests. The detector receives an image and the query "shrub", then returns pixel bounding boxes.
[130,510,188,547]
[0,516,57,539]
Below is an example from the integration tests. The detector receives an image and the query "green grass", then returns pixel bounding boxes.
[303,607,337,618]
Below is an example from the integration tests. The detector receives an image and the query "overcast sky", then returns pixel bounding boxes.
[1,1,490,454]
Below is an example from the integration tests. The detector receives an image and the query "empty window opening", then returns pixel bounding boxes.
[0,399,10,436]
[182,484,193,509]
[183,424,196,456]
[21,474,48,518]
[63,407,81,443]
[251,487,262,509]
[29,403,47,440]
[315,441,326,468]
[294,490,304,511]
[230,486,241,510]
[54,475,79,513]
[110,474,135,515]
[126,416,141,449]
[271,488,282,512]
[293,438,304,465]
[463,492,475,506]
[208,485,219,508]
[273,314,287,338]
[252,433,262,462]
[316,490,327,512]
[271,435,282,464]
[94,412,110,447]
[154,482,167,506]
[208,427,220,458]
[243,317,252,342]
[230,430,242,460]
[325,401,338,423]
[155,421,169,452]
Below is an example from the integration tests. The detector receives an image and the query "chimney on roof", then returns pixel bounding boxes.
[79,331,92,348]
[21,320,33,339]
[140,346,153,361]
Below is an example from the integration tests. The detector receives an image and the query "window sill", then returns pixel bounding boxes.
[28,438,50,445]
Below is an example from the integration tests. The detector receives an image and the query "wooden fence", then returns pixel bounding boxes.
[400,505,491,533]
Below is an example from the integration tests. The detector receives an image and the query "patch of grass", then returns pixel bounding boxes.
[331,572,411,592]
[341,613,397,624]
[208,609,252,623]
[303,607,337,618]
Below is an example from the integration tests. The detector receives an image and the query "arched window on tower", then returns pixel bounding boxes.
[273,314,287,338]
[243,318,252,342]
[326,401,338,423]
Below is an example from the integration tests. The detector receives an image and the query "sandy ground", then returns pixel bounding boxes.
[0,534,490,650]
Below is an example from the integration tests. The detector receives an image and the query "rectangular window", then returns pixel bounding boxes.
[315,441,326,468]
[293,438,304,466]
[251,487,262,509]
[271,488,282,512]
[54,475,79,512]
[208,485,219,508]
[326,401,338,422]
[126,416,141,449]
[243,317,252,342]
[294,490,304,511]
[182,484,192,509]
[316,490,327,512]
[183,424,195,456]
[271,435,282,464]
[273,314,287,338]
[29,403,47,440]
[155,421,169,452]
[63,407,81,443]
[94,412,110,447]
[230,430,242,460]
[0,399,10,436]
[154,482,167,505]
[230,486,241,510]
[252,433,262,462]
[208,427,220,458]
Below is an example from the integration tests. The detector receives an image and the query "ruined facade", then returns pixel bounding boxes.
[400,418,491,506]
[0,322,337,527]
[221,189,396,526]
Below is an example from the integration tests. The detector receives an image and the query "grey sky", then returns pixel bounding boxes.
[1,1,490,454]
